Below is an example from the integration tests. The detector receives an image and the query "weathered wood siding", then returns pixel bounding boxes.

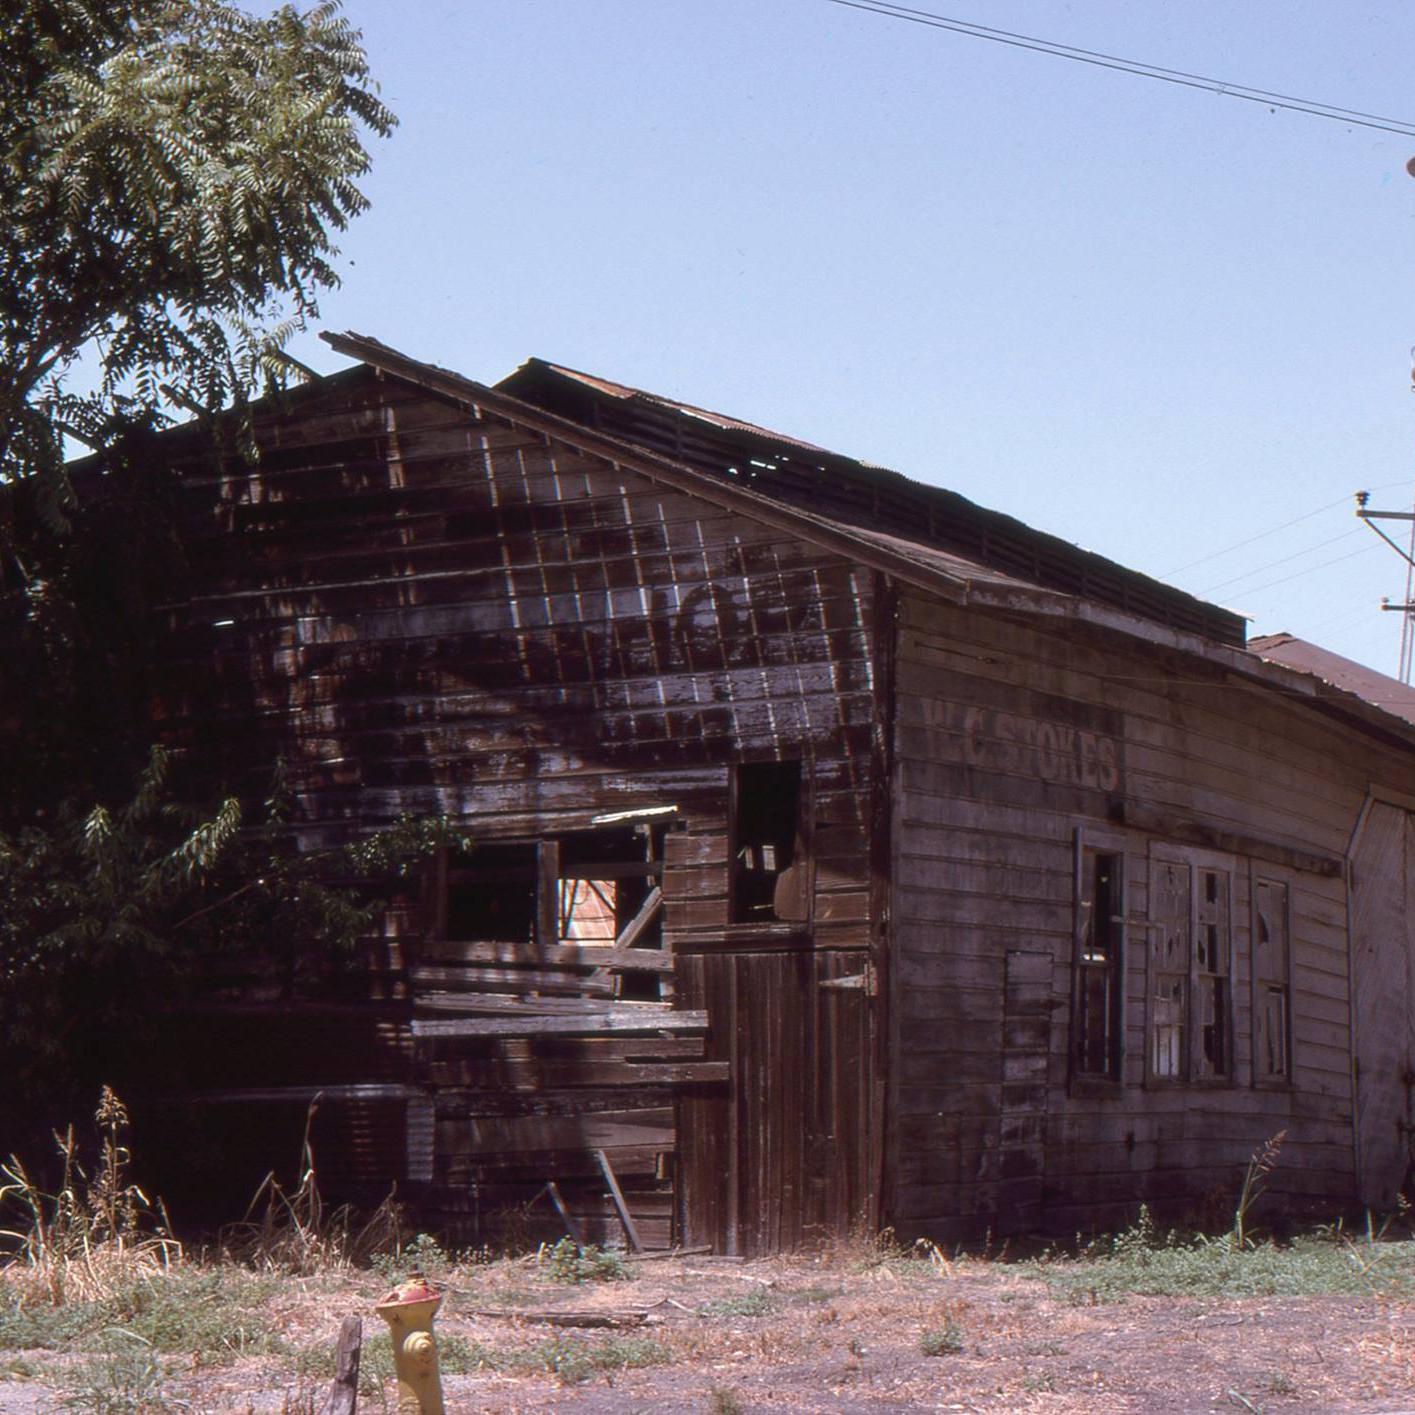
[888,592,1411,1239]
[148,367,880,1244]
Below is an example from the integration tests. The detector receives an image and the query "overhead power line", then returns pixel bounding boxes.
[1197,527,1363,597]
[828,0,1415,138]
[1163,494,1357,578]
[1224,543,1380,602]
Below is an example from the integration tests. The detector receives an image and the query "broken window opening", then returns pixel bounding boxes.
[1073,847,1124,1081]
[443,843,537,942]
[1253,878,1292,1085]
[1193,868,1230,1081]
[427,822,671,1008]
[730,760,804,924]
[1147,855,1233,1085]
[559,879,618,942]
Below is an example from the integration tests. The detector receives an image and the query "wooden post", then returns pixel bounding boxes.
[544,1181,585,1246]
[595,1148,643,1252]
[320,1315,362,1415]
[537,840,561,952]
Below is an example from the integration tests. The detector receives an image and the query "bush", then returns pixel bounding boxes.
[540,1239,631,1285]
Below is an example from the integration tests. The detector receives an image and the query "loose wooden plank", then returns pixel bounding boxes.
[614,887,663,951]
[439,1108,674,1156]
[466,1307,648,1328]
[544,1181,585,1245]
[422,1058,726,1088]
[412,1011,708,1039]
[419,939,675,973]
[411,966,617,996]
[416,994,673,1017]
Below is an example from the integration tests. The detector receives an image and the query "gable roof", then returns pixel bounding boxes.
[495,356,1246,650]
[166,332,1409,756]
[501,359,840,458]
[322,332,1245,656]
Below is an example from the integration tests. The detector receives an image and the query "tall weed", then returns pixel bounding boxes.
[1,1089,180,1309]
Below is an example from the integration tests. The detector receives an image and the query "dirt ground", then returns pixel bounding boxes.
[7,1244,1415,1414]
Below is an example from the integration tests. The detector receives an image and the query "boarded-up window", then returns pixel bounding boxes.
[1148,855,1233,1084]
[730,760,803,923]
[1074,847,1124,1080]
[1252,878,1292,1085]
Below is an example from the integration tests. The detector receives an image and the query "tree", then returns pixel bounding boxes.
[0,1,399,1154]
[0,739,467,1145]
[0,0,393,816]
[0,0,393,525]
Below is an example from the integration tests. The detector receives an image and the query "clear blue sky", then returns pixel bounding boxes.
[287,0,1415,676]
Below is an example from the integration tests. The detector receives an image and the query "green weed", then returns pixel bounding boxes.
[517,1334,670,1385]
[370,1231,451,1283]
[701,1289,774,1318]
[58,1329,173,1413]
[0,1267,285,1369]
[539,1238,632,1285]
[1232,1132,1286,1250]
[919,1318,964,1356]
[1033,1209,1415,1304]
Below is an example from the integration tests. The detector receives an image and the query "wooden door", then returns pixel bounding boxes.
[676,947,875,1254]
[1350,801,1415,1208]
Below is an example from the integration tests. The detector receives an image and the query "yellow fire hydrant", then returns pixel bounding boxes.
[374,1273,445,1415]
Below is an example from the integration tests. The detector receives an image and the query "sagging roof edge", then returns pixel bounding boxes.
[320,331,1415,757]
[500,355,1244,648]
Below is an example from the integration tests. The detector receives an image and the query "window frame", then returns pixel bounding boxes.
[727,758,810,930]
[1249,867,1294,1090]
[1069,828,1128,1094]
[1144,844,1237,1089]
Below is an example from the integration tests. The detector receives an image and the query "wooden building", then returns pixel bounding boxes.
[134,332,1415,1251]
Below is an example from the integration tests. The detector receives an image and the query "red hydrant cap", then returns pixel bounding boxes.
[376,1275,442,1309]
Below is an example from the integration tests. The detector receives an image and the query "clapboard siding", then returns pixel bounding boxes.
[145,367,880,1242]
[116,353,1415,1253]
[886,591,1415,1239]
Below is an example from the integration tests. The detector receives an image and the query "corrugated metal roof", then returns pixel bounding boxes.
[1249,633,1415,728]
[497,355,1247,649]
[523,359,837,456]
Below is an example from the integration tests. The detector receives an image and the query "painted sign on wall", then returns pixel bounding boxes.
[962,706,1121,791]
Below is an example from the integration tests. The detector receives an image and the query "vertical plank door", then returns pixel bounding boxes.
[1350,801,1414,1208]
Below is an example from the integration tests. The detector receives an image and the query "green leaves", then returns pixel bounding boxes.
[0,745,461,1102]
[0,0,393,514]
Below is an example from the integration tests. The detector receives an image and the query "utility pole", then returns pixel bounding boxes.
[1352,347,1415,683]
[1355,490,1415,683]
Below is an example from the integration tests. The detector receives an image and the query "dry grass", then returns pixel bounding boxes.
[219,1102,409,1277]
[0,1089,181,1311]
[6,1108,1415,1411]
[3,1235,1415,1411]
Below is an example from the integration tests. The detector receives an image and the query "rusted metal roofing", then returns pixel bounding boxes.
[496,355,1246,649]
[1249,633,1415,728]
[514,360,838,456]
